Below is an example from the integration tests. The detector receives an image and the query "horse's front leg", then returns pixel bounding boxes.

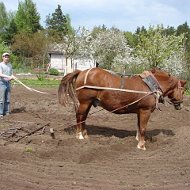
[76,102,92,140]
[137,109,151,150]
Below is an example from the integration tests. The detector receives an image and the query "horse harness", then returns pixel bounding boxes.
[77,68,164,109]
[169,80,184,105]
[120,75,126,89]
[139,71,164,104]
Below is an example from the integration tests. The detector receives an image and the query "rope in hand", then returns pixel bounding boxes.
[13,77,49,94]
[3,74,49,94]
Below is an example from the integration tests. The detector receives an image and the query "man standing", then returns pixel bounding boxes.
[0,52,14,118]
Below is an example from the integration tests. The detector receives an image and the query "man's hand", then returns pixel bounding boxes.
[5,75,16,81]
[0,73,17,80]
[10,75,17,80]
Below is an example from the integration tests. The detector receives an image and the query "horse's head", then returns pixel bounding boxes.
[167,79,186,110]
[151,68,187,110]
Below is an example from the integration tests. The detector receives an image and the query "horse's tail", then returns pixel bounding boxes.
[58,70,81,110]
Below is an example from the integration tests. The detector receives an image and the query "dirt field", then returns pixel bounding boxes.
[0,85,190,190]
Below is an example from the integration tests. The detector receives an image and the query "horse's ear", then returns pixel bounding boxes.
[180,80,187,87]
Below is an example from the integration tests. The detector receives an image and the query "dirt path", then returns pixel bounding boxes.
[0,86,190,190]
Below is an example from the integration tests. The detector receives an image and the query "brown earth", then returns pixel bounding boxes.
[0,85,190,190]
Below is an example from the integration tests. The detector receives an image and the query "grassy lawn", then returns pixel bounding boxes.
[185,89,190,96]
[12,78,61,88]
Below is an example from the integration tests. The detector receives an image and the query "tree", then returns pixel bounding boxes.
[50,27,90,74]
[45,4,72,41]
[0,3,18,45]
[73,27,93,59]
[176,22,190,77]
[3,14,18,44]
[176,22,189,35]
[15,0,41,33]
[90,28,132,70]
[134,25,186,76]
[0,41,10,55]
[124,31,137,48]
[0,2,8,42]
[91,25,107,38]
[164,26,176,36]
[64,27,135,73]
[12,31,50,68]
[135,26,147,34]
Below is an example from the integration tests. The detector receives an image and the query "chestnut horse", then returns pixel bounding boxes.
[58,68,186,150]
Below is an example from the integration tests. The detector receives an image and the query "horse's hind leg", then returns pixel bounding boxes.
[76,102,92,140]
[137,109,151,150]
[136,128,140,141]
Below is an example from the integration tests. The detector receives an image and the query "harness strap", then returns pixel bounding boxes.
[142,76,159,92]
[77,69,163,109]
[140,71,163,93]
[140,71,164,106]
[76,85,151,94]
[154,90,163,109]
[170,80,184,104]
[84,68,94,85]
[120,75,126,89]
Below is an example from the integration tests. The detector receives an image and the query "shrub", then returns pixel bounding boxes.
[48,68,59,76]
[36,71,46,81]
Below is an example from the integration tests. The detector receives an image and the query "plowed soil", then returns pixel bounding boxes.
[0,86,190,190]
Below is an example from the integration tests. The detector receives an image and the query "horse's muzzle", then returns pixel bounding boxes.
[174,102,183,110]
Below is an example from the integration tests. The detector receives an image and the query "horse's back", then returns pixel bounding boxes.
[76,68,123,88]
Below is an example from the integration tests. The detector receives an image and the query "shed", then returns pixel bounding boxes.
[48,51,96,75]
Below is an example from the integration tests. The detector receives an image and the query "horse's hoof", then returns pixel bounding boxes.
[83,129,88,139]
[137,144,146,151]
[83,134,88,139]
[76,132,84,140]
[79,135,84,140]
[136,136,139,141]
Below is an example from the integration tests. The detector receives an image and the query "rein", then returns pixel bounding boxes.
[13,77,49,94]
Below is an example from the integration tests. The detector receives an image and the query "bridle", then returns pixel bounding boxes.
[169,80,184,105]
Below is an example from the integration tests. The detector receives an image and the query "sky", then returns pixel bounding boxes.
[3,0,190,32]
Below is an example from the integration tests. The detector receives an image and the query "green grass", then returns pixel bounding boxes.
[13,78,61,88]
[25,147,34,153]
[185,89,190,96]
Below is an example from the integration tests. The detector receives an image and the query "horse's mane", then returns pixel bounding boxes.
[104,69,134,77]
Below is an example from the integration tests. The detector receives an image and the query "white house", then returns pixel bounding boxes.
[48,51,96,75]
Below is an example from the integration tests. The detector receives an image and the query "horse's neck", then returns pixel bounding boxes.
[154,75,177,96]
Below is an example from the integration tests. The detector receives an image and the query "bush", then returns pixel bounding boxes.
[48,68,59,76]
[36,71,46,81]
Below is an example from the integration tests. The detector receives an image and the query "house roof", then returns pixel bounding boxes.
[48,51,63,55]
[48,43,64,55]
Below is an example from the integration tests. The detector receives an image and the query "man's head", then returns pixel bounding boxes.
[2,52,10,57]
[2,52,10,63]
